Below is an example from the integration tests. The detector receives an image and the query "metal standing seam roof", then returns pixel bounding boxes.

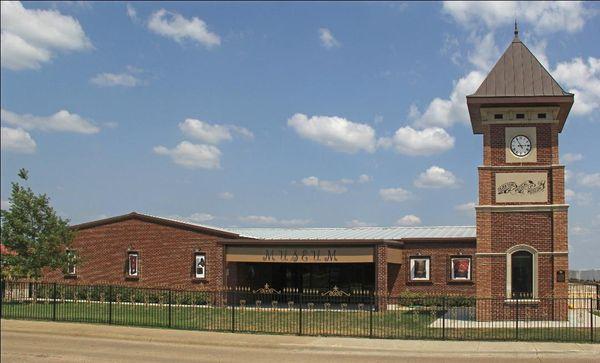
[78,212,476,241]
[144,213,476,240]
[223,226,477,240]
[470,33,571,97]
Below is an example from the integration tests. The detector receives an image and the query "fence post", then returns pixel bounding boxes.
[52,283,57,321]
[231,291,235,333]
[369,293,374,339]
[108,285,113,324]
[591,297,594,343]
[596,284,599,311]
[515,298,519,341]
[298,292,303,336]
[1,280,5,318]
[168,289,172,328]
[442,296,446,340]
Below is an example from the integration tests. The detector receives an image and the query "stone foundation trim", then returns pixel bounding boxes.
[476,204,568,212]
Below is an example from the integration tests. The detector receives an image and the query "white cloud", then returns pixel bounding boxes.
[319,28,340,49]
[455,201,476,213]
[346,219,376,227]
[396,214,422,226]
[565,169,573,183]
[218,191,234,200]
[414,166,460,189]
[298,175,371,194]
[552,57,600,117]
[379,126,455,156]
[1,127,36,154]
[1,31,51,70]
[169,212,214,224]
[239,215,310,227]
[442,2,588,34]
[571,225,590,236]
[562,153,583,164]
[288,113,376,153]
[468,32,500,72]
[565,188,592,205]
[126,3,137,21]
[412,71,485,128]
[1,199,11,210]
[441,33,461,66]
[147,9,220,48]
[577,172,600,188]
[1,1,92,70]
[358,174,372,184]
[179,118,253,145]
[153,141,221,169]
[299,176,351,194]
[379,187,413,203]
[300,176,352,194]
[1,108,99,134]
[91,72,140,87]
[525,36,550,70]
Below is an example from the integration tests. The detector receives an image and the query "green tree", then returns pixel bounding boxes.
[1,168,75,280]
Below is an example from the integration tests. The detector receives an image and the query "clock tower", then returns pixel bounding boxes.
[467,27,574,320]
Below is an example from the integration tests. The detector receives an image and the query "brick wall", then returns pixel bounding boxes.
[489,124,555,166]
[387,241,476,297]
[43,219,226,291]
[475,116,568,321]
[42,217,480,300]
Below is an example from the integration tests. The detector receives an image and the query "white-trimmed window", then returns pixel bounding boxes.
[506,245,538,299]
[450,257,471,281]
[66,250,77,276]
[195,253,206,279]
[410,257,430,281]
[127,251,139,277]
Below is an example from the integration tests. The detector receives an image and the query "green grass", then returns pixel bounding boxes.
[2,301,598,343]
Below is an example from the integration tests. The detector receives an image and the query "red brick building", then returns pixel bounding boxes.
[43,30,573,320]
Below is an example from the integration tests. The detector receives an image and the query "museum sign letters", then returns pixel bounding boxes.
[226,246,374,263]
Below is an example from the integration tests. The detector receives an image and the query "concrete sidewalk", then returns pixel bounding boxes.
[1,319,599,362]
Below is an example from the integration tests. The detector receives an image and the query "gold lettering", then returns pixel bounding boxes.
[301,250,308,262]
[263,249,274,261]
[327,249,337,262]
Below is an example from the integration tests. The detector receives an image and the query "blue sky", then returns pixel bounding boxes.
[1,2,599,268]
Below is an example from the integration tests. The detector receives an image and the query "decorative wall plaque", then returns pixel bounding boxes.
[495,172,548,203]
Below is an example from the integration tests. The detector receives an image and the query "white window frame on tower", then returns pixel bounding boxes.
[505,245,538,301]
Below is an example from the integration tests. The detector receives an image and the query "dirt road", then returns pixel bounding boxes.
[1,319,599,362]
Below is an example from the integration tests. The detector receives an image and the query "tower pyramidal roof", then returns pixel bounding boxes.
[466,25,574,134]
[471,26,570,97]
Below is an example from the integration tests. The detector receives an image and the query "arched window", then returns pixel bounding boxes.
[511,251,533,298]
[506,245,538,299]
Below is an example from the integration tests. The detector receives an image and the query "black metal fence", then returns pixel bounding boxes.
[1,281,598,342]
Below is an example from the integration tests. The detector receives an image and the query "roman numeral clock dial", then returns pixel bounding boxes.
[510,135,531,157]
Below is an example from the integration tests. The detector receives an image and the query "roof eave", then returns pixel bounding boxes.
[217,237,475,245]
[466,94,574,134]
[70,212,241,238]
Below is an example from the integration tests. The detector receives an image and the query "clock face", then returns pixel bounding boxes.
[510,135,532,157]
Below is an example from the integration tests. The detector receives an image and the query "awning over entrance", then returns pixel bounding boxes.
[226,246,374,263]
